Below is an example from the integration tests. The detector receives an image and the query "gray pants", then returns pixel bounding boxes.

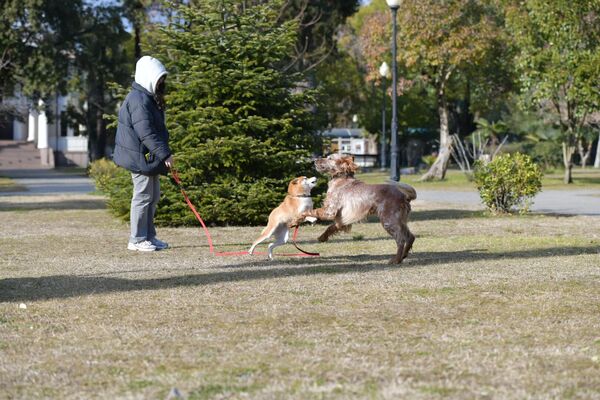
[130,173,160,244]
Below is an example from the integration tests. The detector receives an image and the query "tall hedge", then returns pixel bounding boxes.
[102,0,324,226]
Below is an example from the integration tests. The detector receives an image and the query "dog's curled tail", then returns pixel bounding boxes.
[397,182,417,202]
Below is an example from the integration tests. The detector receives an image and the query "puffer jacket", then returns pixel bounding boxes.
[113,56,171,176]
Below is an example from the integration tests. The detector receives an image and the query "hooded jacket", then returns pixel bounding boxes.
[113,56,171,176]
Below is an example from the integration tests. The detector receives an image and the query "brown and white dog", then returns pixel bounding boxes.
[249,176,317,259]
[299,154,417,264]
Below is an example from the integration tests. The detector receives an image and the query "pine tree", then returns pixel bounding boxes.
[107,0,323,226]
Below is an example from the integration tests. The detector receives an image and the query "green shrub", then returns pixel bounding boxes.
[422,155,437,167]
[88,158,120,194]
[473,153,542,214]
[88,158,132,220]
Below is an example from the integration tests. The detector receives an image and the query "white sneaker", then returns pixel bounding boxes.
[127,240,156,252]
[150,238,169,250]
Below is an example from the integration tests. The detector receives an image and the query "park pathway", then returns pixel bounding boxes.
[1,168,599,215]
[0,169,95,196]
[0,140,94,196]
[416,188,600,216]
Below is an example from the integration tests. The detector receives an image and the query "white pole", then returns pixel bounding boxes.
[594,132,600,168]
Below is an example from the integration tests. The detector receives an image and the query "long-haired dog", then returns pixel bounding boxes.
[249,176,317,260]
[299,154,417,264]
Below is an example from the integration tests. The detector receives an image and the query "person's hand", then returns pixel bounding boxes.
[164,155,174,169]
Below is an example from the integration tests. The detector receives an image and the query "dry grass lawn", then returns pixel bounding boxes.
[0,193,599,399]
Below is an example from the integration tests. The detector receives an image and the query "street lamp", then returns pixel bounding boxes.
[386,0,402,181]
[379,61,390,171]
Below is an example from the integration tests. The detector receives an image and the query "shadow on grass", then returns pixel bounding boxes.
[0,198,106,211]
[1,245,598,303]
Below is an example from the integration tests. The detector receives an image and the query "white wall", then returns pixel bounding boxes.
[37,110,48,149]
[27,112,37,142]
[13,120,27,141]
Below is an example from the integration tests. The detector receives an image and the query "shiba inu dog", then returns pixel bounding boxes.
[249,176,317,259]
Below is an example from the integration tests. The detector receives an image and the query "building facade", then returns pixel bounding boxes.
[321,128,379,168]
[1,92,89,167]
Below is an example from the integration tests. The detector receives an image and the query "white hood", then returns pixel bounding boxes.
[134,56,167,94]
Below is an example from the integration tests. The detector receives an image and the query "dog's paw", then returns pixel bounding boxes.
[290,216,306,227]
[304,216,317,224]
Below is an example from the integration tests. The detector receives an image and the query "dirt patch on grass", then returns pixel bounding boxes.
[1,194,599,399]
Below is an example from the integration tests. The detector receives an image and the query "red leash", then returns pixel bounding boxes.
[171,169,319,257]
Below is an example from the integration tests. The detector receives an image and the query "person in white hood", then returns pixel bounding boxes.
[113,56,174,252]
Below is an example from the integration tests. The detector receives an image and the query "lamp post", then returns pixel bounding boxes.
[379,61,390,171]
[386,0,401,181]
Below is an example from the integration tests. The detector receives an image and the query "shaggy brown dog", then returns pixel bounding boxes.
[299,154,417,264]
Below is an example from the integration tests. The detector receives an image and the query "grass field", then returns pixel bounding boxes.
[358,167,600,191]
[1,193,599,399]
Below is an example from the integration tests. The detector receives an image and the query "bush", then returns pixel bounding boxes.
[421,154,437,167]
[88,158,132,220]
[473,153,542,214]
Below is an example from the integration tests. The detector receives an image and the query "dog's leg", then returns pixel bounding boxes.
[302,208,343,242]
[302,207,337,222]
[381,215,407,265]
[318,221,351,242]
[402,228,415,260]
[318,224,339,242]
[268,225,289,260]
[249,225,276,255]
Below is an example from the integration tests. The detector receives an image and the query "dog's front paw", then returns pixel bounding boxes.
[304,216,317,224]
[290,216,306,227]
[288,221,300,228]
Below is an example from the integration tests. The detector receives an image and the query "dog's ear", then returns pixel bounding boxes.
[291,178,299,185]
[338,156,358,175]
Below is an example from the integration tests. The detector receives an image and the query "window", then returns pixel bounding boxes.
[340,139,351,153]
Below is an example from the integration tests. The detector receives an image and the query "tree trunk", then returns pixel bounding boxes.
[88,78,106,161]
[134,23,141,60]
[420,135,454,181]
[420,97,452,181]
[562,141,575,184]
[95,104,106,160]
[577,138,592,168]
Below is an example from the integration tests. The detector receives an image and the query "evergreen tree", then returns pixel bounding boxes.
[103,0,323,226]
[0,0,84,112]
